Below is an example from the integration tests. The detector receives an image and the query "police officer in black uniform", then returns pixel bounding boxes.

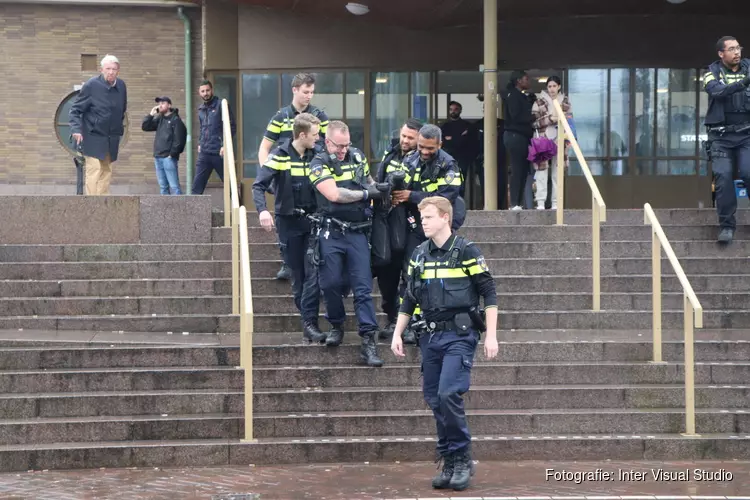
[259,73,330,279]
[309,120,390,367]
[704,36,750,243]
[373,118,422,340]
[252,113,326,343]
[391,196,498,492]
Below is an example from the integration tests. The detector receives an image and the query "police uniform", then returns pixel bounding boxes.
[263,103,330,148]
[703,58,750,238]
[309,147,384,367]
[373,140,413,334]
[402,149,464,268]
[400,232,497,490]
[252,139,324,343]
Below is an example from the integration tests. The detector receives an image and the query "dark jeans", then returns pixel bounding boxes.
[318,229,378,335]
[192,152,224,195]
[711,132,750,230]
[420,329,479,455]
[372,251,404,322]
[503,131,532,208]
[276,215,319,323]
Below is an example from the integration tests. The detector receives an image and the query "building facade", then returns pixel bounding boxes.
[2,0,750,208]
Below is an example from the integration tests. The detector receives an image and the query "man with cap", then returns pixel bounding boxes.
[142,96,188,194]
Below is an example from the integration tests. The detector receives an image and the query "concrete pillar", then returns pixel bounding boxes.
[482,0,498,210]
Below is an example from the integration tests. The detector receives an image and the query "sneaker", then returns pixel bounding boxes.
[510,205,523,211]
[276,264,292,280]
[718,227,734,244]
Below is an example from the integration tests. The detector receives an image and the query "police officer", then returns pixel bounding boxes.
[373,118,422,340]
[259,73,330,279]
[391,196,498,492]
[704,36,750,243]
[252,113,326,343]
[309,120,389,367]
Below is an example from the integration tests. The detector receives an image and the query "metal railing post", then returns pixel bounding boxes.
[231,207,240,316]
[238,205,255,442]
[592,195,601,311]
[682,295,697,436]
[651,226,663,363]
[556,123,565,226]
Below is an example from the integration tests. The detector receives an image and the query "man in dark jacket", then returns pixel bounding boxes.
[501,70,536,210]
[69,54,127,195]
[192,80,237,195]
[142,97,188,195]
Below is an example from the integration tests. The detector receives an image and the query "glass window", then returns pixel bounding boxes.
[634,68,656,165]
[609,69,630,175]
[213,74,239,159]
[567,69,608,158]
[242,73,279,164]
[436,71,484,123]
[656,159,697,175]
[370,72,409,160]
[656,69,698,159]
[346,72,366,152]
[412,72,430,122]
[568,158,605,177]
[698,71,709,176]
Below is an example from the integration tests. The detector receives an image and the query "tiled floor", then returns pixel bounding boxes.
[0,461,748,500]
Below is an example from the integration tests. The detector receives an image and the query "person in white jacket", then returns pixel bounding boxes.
[531,76,571,210]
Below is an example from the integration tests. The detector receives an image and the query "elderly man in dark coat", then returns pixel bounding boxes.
[69,54,128,195]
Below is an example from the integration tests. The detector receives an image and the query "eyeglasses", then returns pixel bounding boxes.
[327,138,351,150]
[723,46,743,54]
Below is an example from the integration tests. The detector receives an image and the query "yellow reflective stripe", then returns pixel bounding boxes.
[703,72,715,86]
[290,167,307,176]
[465,264,484,276]
[267,122,282,134]
[280,123,294,133]
[333,171,354,181]
[437,175,462,187]
[420,268,467,279]
[462,258,476,265]
[265,160,289,171]
[319,121,329,135]
[413,305,422,315]
[425,183,440,193]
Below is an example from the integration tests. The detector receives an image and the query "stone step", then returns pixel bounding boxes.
[249,256,750,278]
[0,279,231,298]
[1,433,749,471]
[247,239,750,260]
[251,273,750,295]
[0,244,230,263]
[252,291,750,313]
[252,408,747,438]
[228,224,750,245]
[253,384,750,413]
[2,385,748,419]
[2,408,746,445]
[2,362,749,393]
[218,208,750,228]
[0,296,232,317]
[6,309,750,332]
[2,337,749,369]
[0,261,229,280]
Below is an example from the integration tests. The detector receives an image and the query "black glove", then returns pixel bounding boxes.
[742,75,750,86]
[365,183,389,201]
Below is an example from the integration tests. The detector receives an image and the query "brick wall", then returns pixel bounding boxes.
[0,3,202,190]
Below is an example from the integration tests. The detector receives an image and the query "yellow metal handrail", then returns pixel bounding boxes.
[220,99,255,441]
[551,99,607,311]
[643,203,703,436]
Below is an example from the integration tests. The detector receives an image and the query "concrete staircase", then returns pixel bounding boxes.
[0,196,748,471]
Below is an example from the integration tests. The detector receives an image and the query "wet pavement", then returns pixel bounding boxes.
[0,460,749,500]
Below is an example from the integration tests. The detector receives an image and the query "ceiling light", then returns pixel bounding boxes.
[666,0,686,4]
[357,89,365,95]
[537,77,549,83]
[375,77,388,84]
[346,2,369,15]
[656,88,669,93]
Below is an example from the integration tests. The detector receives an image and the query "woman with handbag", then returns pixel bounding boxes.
[531,76,572,210]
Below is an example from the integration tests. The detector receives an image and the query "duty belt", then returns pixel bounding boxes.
[321,216,371,234]
[707,123,750,135]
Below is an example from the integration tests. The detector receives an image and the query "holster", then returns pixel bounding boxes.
[307,224,323,267]
[702,140,713,161]
[469,306,487,334]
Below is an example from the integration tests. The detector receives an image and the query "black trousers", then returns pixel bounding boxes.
[711,131,750,230]
[503,130,532,208]
[373,251,403,322]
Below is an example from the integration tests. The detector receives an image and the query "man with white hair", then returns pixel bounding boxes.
[69,54,128,195]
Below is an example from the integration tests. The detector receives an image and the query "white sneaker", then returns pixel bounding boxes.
[551,204,558,210]
[510,205,523,211]
[536,204,545,210]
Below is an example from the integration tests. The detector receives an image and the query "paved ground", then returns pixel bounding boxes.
[0,461,748,500]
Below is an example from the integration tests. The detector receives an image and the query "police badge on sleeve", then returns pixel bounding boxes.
[445,170,456,184]
[477,256,490,273]
[311,164,323,178]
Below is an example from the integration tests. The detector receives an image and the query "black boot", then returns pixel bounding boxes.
[276,263,292,280]
[431,453,454,489]
[403,327,417,345]
[378,319,396,341]
[302,321,326,344]
[326,326,344,347]
[360,332,384,367]
[449,448,475,491]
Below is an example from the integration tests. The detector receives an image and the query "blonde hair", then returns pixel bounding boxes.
[293,113,321,139]
[418,196,453,222]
